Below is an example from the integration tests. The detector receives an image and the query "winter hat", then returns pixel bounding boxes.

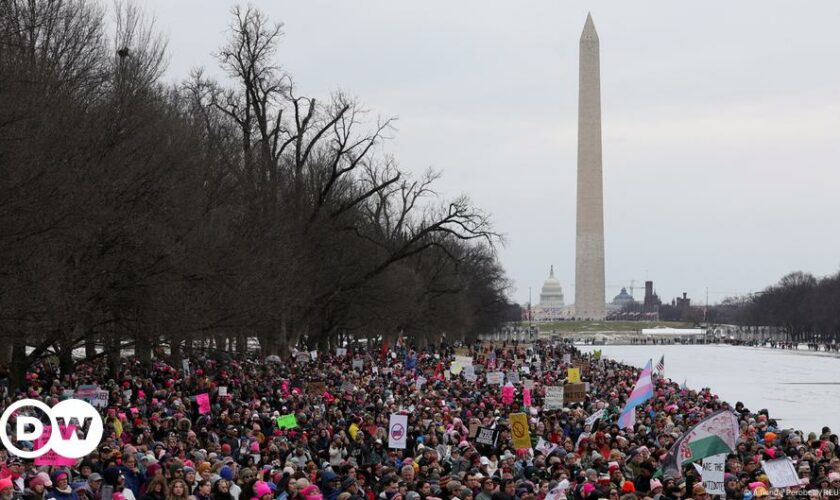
[53,471,69,483]
[36,472,53,487]
[254,481,272,498]
[622,481,636,493]
[220,466,234,481]
[0,478,13,492]
[650,479,662,490]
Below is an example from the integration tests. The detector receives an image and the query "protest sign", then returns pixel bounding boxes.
[218,386,228,397]
[277,414,298,429]
[509,413,531,449]
[523,379,535,390]
[352,359,364,371]
[508,371,520,384]
[33,426,76,466]
[469,422,480,439]
[585,409,605,427]
[535,437,557,456]
[93,390,109,409]
[196,393,211,414]
[567,367,581,383]
[388,414,408,449]
[544,386,564,410]
[486,371,504,385]
[295,352,310,363]
[310,351,317,360]
[502,384,514,405]
[761,458,800,488]
[563,383,586,403]
[415,376,427,391]
[454,355,473,366]
[475,427,500,448]
[307,381,326,395]
[523,388,532,407]
[702,453,726,495]
[463,365,477,381]
[336,348,347,356]
[450,363,463,375]
[562,354,571,364]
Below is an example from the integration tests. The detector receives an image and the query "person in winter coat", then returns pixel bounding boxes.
[46,473,78,500]
[141,477,167,500]
[22,476,47,500]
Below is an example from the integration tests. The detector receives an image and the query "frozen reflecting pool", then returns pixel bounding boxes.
[578,344,839,435]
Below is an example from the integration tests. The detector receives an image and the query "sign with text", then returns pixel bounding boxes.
[544,386,565,410]
[486,371,504,385]
[701,453,726,496]
[509,413,531,449]
[475,426,500,448]
[563,383,586,404]
[761,458,800,488]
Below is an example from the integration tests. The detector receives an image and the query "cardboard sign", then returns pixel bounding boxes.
[509,413,531,450]
[307,381,326,395]
[702,453,726,495]
[761,458,801,488]
[544,386,565,410]
[388,414,408,449]
[475,427,500,448]
[563,383,586,403]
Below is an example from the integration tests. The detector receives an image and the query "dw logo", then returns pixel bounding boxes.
[0,399,103,459]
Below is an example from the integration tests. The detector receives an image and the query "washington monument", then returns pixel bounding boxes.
[574,13,606,319]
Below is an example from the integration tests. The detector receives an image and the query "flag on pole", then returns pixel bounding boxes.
[680,378,687,390]
[656,355,665,373]
[617,359,654,429]
[659,410,739,478]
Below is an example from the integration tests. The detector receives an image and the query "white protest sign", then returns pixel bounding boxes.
[388,414,408,449]
[523,379,535,390]
[415,376,427,391]
[310,350,317,360]
[218,386,228,397]
[352,359,364,371]
[336,348,347,356]
[454,355,473,367]
[508,372,520,384]
[486,371,504,385]
[702,453,726,495]
[562,354,571,364]
[585,409,605,427]
[761,458,800,488]
[93,390,110,409]
[464,365,477,382]
[545,386,565,410]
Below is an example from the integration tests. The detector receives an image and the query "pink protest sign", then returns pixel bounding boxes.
[502,385,514,405]
[523,388,532,407]
[196,393,211,414]
[34,426,77,466]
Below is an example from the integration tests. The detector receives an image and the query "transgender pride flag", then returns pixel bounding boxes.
[617,359,654,429]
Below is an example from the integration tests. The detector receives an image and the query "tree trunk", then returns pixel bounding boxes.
[10,339,27,390]
[84,335,97,360]
[135,331,152,367]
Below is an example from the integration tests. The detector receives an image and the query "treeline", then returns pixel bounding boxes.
[710,271,840,341]
[0,1,512,385]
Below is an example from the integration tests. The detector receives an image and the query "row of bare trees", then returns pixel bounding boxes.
[0,1,513,386]
[709,271,840,341]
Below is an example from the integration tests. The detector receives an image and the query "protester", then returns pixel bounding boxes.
[1,340,838,500]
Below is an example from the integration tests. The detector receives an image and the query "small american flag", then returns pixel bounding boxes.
[656,355,665,372]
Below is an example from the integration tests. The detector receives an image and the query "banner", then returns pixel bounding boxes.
[567,368,581,383]
[544,386,564,410]
[196,393,211,414]
[509,413,531,449]
[585,409,605,427]
[563,383,586,404]
[701,453,726,496]
[486,371,504,385]
[761,458,800,488]
[277,414,298,429]
[475,427,500,448]
[388,414,408,449]
[660,410,739,478]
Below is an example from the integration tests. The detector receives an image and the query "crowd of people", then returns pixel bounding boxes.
[0,339,838,500]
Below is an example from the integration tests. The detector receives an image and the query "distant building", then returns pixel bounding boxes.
[531,266,575,321]
[611,287,636,308]
[643,280,661,313]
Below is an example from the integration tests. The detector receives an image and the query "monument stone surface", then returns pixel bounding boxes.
[574,13,606,320]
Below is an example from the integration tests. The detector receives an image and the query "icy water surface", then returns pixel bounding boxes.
[578,344,839,435]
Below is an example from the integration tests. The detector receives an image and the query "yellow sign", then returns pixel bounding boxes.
[349,423,360,440]
[509,412,531,450]
[450,363,463,375]
[567,367,581,383]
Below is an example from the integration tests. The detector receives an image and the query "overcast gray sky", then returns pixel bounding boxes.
[146,0,840,307]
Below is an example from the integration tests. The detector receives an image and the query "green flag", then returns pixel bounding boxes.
[276,414,298,429]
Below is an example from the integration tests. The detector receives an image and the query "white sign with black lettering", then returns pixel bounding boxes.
[702,453,726,495]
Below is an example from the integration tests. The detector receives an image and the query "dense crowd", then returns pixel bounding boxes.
[0,340,838,500]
